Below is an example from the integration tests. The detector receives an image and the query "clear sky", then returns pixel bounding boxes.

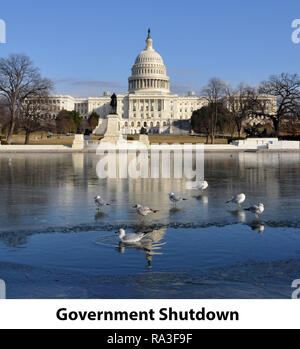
[0,0,299,97]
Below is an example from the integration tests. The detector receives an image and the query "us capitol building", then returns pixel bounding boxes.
[48,29,276,135]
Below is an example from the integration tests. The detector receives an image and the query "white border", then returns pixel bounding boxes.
[0,299,299,329]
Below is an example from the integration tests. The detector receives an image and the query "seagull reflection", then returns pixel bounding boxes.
[228,209,246,223]
[169,207,182,215]
[94,211,108,221]
[116,228,166,268]
[250,222,265,234]
[193,194,208,204]
[0,231,28,247]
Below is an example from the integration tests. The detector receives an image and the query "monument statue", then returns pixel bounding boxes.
[140,126,148,135]
[110,93,118,114]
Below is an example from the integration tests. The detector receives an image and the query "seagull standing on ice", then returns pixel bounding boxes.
[168,192,187,207]
[244,203,264,219]
[115,228,147,243]
[133,204,159,217]
[226,193,246,208]
[94,195,110,210]
[197,181,208,192]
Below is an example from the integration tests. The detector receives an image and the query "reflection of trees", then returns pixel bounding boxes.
[206,152,300,203]
[1,151,300,231]
[117,228,166,268]
[0,153,97,224]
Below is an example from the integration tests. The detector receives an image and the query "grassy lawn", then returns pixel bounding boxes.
[148,135,227,144]
[0,134,102,145]
[128,135,228,144]
[0,133,229,145]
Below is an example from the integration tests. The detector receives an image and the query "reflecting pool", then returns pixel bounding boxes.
[0,152,300,298]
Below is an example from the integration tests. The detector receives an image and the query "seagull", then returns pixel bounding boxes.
[196,180,208,192]
[133,204,159,216]
[115,228,147,243]
[244,203,264,219]
[94,195,110,210]
[168,192,187,207]
[226,193,246,208]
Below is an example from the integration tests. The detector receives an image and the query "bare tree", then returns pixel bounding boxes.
[280,102,300,137]
[191,103,232,143]
[258,73,300,136]
[226,83,260,137]
[0,98,10,136]
[191,106,212,144]
[18,94,53,144]
[201,78,227,143]
[0,54,52,144]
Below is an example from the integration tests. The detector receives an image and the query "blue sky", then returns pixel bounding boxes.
[0,0,299,96]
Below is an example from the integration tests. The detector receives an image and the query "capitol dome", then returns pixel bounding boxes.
[128,29,170,94]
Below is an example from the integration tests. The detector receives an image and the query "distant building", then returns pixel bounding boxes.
[49,30,277,135]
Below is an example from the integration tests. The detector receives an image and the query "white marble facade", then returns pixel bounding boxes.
[49,30,277,135]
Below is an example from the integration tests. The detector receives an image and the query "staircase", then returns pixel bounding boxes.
[93,118,108,135]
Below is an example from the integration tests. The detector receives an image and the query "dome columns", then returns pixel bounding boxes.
[128,77,170,93]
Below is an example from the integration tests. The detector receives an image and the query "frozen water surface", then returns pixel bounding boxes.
[0,152,300,298]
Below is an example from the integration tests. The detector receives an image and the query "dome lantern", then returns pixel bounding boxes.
[128,29,170,94]
[145,28,153,50]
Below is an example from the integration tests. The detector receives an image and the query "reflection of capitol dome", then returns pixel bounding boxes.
[128,29,170,94]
